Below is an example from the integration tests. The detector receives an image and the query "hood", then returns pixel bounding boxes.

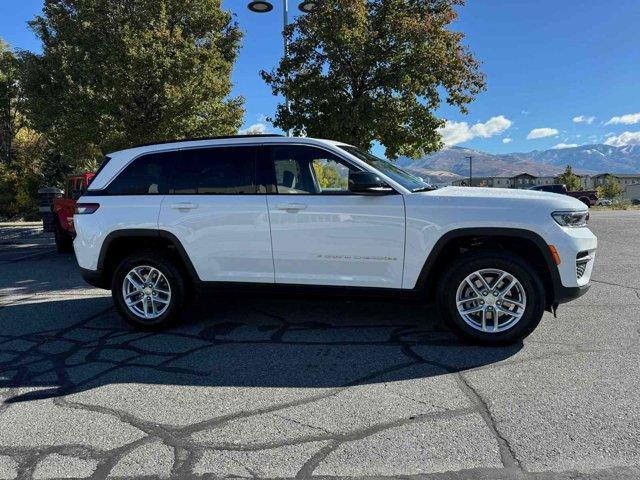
[421,186,587,210]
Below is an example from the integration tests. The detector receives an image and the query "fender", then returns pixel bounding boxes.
[96,229,201,282]
[413,227,566,303]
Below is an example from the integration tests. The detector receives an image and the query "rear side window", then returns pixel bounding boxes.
[106,151,176,195]
[169,147,257,194]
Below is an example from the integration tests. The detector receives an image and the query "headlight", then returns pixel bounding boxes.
[552,210,589,228]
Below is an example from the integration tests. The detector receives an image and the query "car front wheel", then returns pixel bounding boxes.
[438,251,546,345]
[112,251,185,330]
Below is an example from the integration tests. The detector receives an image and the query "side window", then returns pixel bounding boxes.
[267,145,357,195]
[106,151,175,195]
[312,158,350,192]
[170,147,257,194]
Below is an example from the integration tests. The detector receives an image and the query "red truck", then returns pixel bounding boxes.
[52,172,95,252]
[529,184,598,207]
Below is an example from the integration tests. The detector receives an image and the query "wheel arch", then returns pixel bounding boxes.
[96,229,200,288]
[414,228,562,309]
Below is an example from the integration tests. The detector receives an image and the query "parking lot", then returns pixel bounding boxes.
[0,210,639,479]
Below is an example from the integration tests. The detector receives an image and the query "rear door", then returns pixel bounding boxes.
[158,145,274,283]
[263,144,406,288]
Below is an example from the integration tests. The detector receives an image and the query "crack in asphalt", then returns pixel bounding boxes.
[1,297,636,478]
[592,278,640,292]
[454,374,522,473]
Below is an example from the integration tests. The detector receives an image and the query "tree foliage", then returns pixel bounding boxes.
[0,39,21,164]
[0,40,45,218]
[312,161,348,189]
[597,175,623,199]
[555,165,582,191]
[21,0,244,164]
[261,0,485,158]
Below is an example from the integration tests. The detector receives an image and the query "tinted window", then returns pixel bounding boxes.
[106,151,175,195]
[170,147,256,194]
[536,185,564,193]
[338,145,427,192]
[267,145,357,195]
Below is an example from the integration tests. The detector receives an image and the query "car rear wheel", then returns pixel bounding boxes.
[437,250,545,345]
[112,251,185,330]
[578,196,591,207]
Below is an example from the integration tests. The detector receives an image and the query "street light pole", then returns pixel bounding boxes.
[249,1,317,137]
[282,0,291,137]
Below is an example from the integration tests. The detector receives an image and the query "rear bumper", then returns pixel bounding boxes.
[79,267,109,289]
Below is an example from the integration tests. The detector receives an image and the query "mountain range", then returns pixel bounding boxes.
[395,144,640,184]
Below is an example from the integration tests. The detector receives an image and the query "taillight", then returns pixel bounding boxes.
[75,203,100,214]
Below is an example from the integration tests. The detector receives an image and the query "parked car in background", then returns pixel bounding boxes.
[632,198,640,206]
[529,184,598,207]
[73,135,597,345]
[595,198,613,207]
[53,172,95,252]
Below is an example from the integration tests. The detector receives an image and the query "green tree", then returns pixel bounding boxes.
[312,161,348,189]
[555,165,582,191]
[0,39,46,218]
[261,0,485,158]
[0,38,21,164]
[597,175,623,199]
[21,0,244,165]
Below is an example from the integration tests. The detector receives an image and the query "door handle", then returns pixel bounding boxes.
[169,203,198,211]
[276,203,307,212]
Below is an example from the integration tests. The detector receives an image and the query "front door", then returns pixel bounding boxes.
[158,145,274,283]
[264,144,406,289]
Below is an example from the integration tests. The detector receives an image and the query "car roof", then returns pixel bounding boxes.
[106,135,352,157]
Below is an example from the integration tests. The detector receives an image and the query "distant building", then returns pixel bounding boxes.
[452,173,557,189]
[452,172,640,190]
[591,173,640,188]
[623,183,640,201]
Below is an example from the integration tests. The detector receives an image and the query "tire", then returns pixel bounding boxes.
[111,250,185,330]
[578,197,591,208]
[54,220,73,253]
[437,250,546,346]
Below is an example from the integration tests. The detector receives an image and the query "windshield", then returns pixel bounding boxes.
[338,145,432,192]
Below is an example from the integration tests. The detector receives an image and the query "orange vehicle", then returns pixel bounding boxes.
[52,172,95,252]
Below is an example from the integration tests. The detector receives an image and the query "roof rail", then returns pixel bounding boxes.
[128,134,284,149]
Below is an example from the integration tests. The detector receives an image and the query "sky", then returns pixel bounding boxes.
[1,0,639,155]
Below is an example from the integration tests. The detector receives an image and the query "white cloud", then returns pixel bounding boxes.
[502,137,512,144]
[239,122,270,135]
[527,127,559,139]
[552,143,579,149]
[605,112,640,125]
[572,115,595,124]
[603,131,640,147]
[438,115,512,146]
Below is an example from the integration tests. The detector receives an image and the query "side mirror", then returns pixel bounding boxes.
[349,171,393,195]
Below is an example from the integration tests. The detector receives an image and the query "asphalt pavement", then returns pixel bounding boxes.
[0,211,639,479]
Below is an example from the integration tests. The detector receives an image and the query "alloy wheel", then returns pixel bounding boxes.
[455,268,527,333]
[122,265,172,320]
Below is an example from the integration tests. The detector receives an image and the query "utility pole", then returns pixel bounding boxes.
[466,156,473,186]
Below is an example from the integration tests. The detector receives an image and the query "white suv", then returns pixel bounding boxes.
[74,135,597,344]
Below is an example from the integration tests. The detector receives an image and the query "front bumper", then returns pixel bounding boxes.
[554,283,591,304]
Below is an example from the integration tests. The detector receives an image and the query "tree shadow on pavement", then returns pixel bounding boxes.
[0,295,522,403]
